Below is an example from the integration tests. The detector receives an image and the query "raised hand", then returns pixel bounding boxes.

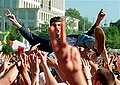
[4,55,12,70]
[96,9,106,26]
[81,58,91,80]
[6,9,22,28]
[47,55,58,68]
[98,9,106,21]
[27,43,40,56]
[28,53,39,74]
[6,10,17,24]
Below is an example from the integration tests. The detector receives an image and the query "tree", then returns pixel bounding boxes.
[33,22,49,39]
[2,43,14,55]
[65,8,92,31]
[104,27,120,49]
[7,25,23,42]
[116,19,120,32]
[66,17,76,34]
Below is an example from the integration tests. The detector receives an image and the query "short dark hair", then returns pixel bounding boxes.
[50,17,63,26]
[96,68,115,85]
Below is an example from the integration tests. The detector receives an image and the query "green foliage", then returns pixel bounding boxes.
[65,8,82,19]
[34,31,49,39]
[7,25,23,42]
[65,8,92,31]
[40,22,49,33]
[116,19,120,32]
[33,22,49,39]
[66,28,83,35]
[2,43,14,55]
[104,27,120,49]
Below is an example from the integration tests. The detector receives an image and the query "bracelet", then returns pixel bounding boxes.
[86,79,91,80]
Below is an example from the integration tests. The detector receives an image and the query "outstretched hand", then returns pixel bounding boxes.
[6,10,17,25]
[98,9,106,20]
[96,9,106,26]
[6,9,22,28]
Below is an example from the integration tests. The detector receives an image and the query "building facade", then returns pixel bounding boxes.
[0,0,65,30]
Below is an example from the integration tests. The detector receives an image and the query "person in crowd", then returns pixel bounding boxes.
[6,9,105,56]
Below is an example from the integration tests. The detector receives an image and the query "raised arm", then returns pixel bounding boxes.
[6,9,22,29]
[95,9,106,26]
[28,53,40,85]
[47,56,67,82]
[16,54,31,85]
[6,10,51,52]
[38,51,59,85]
[86,9,105,36]
[0,64,18,85]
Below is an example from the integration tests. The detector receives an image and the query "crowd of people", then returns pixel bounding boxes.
[0,9,120,85]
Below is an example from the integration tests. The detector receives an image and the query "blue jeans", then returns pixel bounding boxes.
[76,34,95,50]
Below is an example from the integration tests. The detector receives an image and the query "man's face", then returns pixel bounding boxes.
[51,22,62,39]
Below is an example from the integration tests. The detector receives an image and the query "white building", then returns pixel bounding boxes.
[62,16,80,31]
[0,0,65,30]
[0,0,65,48]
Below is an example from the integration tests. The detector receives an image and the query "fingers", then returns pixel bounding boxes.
[30,43,40,51]
[7,9,12,15]
[49,26,58,51]
[60,22,66,45]
[81,58,90,67]
[99,9,105,16]
[99,9,103,13]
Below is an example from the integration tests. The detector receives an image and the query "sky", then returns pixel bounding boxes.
[65,0,120,26]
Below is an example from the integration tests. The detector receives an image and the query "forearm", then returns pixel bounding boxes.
[31,72,39,85]
[115,77,120,85]
[95,18,101,26]
[0,65,5,77]
[19,27,42,46]
[89,61,98,71]
[102,48,109,64]
[21,71,31,85]
[41,63,58,85]
[0,65,18,85]
[54,66,67,82]
[86,79,92,85]
[14,21,22,29]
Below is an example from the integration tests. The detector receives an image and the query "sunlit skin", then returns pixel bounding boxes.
[116,58,120,72]
[49,22,87,85]
[51,22,62,39]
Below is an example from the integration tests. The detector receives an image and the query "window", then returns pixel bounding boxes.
[19,11,26,19]
[0,22,1,31]
[0,11,2,16]
[24,1,25,7]
[12,11,16,16]
[4,0,10,8]
[41,0,43,8]
[44,13,45,20]
[0,22,1,27]
[29,3,30,8]
[39,12,41,19]
[13,0,17,8]
[28,22,35,29]
[28,11,35,19]
[26,2,28,8]
[0,0,2,8]
[41,12,43,20]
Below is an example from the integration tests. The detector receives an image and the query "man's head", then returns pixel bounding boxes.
[50,17,63,39]
[95,68,115,85]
